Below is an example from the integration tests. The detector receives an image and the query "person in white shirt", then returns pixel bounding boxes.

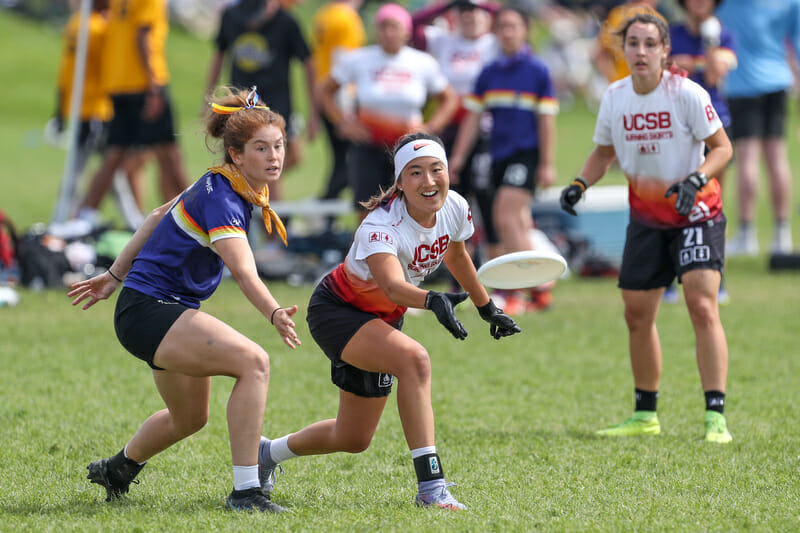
[256,133,520,510]
[318,3,459,218]
[559,8,734,443]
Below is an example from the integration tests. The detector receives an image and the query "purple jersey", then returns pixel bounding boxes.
[669,24,736,128]
[464,46,558,161]
[124,171,252,308]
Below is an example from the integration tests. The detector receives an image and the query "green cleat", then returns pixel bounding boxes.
[704,411,732,443]
[596,411,661,437]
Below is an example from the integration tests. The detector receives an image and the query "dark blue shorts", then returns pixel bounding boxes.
[306,275,400,398]
[618,214,726,290]
[114,286,190,370]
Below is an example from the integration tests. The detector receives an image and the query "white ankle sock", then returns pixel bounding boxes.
[232,465,260,491]
[269,435,298,464]
[410,445,437,459]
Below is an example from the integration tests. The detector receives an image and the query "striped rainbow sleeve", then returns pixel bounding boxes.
[209,225,247,242]
[172,200,210,247]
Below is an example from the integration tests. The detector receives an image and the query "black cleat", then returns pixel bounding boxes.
[226,487,285,513]
[86,455,144,502]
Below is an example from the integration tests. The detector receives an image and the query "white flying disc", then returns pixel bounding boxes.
[477,250,568,289]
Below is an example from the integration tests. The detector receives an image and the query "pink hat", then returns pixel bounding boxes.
[375,3,412,34]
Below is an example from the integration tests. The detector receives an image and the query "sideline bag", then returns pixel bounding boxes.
[0,209,21,284]
[17,228,71,288]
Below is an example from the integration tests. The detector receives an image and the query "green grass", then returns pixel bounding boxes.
[2,7,800,532]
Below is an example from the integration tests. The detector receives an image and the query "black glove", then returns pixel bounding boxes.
[665,171,708,216]
[560,177,588,216]
[477,299,521,340]
[425,291,469,340]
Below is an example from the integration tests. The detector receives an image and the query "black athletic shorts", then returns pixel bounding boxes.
[307,274,400,398]
[618,214,726,290]
[107,86,178,148]
[77,119,108,153]
[441,123,496,245]
[491,147,540,193]
[348,143,394,209]
[727,90,787,140]
[114,286,190,370]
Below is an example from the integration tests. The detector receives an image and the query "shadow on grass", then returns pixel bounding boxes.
[0,494,225,517]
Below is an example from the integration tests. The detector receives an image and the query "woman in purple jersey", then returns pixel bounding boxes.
[69,86,299,513]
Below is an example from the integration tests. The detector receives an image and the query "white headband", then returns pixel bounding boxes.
[393,140,448,181]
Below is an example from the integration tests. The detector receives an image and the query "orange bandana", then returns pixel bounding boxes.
[210,164,287,246]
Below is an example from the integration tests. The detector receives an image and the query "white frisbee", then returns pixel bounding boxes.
[477,250,568,289]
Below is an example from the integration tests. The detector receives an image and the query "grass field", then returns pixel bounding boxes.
[2,8,800,532]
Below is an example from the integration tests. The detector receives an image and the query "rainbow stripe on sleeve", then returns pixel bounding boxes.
[171,200,211,247]
[209,225,247,241]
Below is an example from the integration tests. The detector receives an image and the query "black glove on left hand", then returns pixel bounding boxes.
[425,291,469,340]
[477,299,521,340]
[560,177,588,216]
[665,171,708,216]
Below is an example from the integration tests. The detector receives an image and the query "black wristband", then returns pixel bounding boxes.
[270,307,283,325]
[107,270,123,283]
[477,299,499,319]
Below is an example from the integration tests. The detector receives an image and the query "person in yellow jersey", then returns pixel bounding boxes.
[50,0,151,229]
[51,0,113,223]
[594,0,663,83]
[70,0,189,232]
[312,0,366,203]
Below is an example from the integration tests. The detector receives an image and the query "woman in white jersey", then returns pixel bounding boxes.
[318,3,459,218]
[257,133,520,510]
[559,9,734,443]
[68,87,299,512]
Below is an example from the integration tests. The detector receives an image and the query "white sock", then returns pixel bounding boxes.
[232,465,260,491]
[269,435,298,464]
[123,444,146,465]
[410,445,437,459]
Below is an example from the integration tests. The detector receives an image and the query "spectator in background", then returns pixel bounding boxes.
[318,3,459,220]
[595,0,662,84]
[49,0,150,233]
[665,0,736,304]
[718,0,798,256]
[206,0,320,178]
[65,0,190,233]
[311,0,366,204]
[450,7,559,315]
[411,0,500,267]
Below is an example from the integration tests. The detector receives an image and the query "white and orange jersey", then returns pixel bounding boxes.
[594,71,723,228]
[331,44,449,144]
[327,191,473,322]
[423,27,499,97]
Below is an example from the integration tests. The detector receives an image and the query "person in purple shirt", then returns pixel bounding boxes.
[69,86,300,513]
[667,0,736,304]
[670,0,736,132]
[450,6,559,314]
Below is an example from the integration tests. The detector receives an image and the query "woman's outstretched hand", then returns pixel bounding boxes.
[272,305,301,349]
[68,271,121,310]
